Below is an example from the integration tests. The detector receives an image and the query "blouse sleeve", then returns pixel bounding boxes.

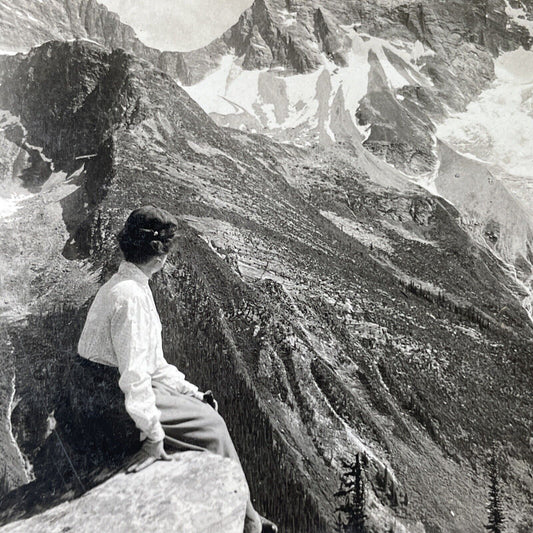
[111,294,165,442]
[151,360,203,399]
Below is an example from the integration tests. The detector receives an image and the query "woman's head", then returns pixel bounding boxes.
[118,205,179,265]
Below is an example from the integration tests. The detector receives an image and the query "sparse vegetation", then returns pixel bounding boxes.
[335,454,367,533]
[404,279,493,330]
[485,454,505,533]
[0,465,9,499]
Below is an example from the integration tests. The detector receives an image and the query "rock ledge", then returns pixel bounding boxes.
[0,452,248,533]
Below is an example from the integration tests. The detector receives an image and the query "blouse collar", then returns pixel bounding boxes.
[117,261,150,286]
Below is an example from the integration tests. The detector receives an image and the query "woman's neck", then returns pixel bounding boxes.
[135,262,154,279]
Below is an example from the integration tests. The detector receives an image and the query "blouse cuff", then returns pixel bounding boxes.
[192,390,205,401]
[146,423,166,443]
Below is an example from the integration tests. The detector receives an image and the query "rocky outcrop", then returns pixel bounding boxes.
[313,7,346,65]
[356,49,437,174]
[224,0,322,72]
[242,26,274,70]
[0,452,249,533]
[0,0,206,84]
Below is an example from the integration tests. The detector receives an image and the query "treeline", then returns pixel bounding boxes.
[334,450,519,533]
[403,279,493,330]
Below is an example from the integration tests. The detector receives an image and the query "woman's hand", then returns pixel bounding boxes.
[126,438,172,473]
[203,390,218,411]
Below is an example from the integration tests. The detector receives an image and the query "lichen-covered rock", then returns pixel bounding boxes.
[0,452,249,533]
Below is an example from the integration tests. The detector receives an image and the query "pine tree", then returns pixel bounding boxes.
[0,464,9,497]
[485,454,505,533]
[335,453,367,533]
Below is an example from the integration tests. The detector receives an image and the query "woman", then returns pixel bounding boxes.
[78,205,277,533]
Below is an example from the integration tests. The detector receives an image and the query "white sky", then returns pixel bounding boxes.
[99,0,253,51]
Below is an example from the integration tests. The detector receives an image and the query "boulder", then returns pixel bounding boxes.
[0,452,249,533]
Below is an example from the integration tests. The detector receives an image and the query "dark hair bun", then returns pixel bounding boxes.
[118,205,179,264]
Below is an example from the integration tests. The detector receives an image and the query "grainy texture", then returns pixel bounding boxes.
[0,12,533,532]
[0,452,248,533]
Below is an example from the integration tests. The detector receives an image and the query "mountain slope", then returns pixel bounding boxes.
[0,41,532,533]
[179,0,533,307]
[2,1,532,285]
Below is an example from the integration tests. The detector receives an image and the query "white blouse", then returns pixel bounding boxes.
[78,261,202,442]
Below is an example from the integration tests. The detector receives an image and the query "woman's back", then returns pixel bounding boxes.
[78,262,157,368]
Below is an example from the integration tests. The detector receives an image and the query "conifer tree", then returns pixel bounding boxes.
[0,464,9,497]
[335,453,367,533]
[485,454,505,533]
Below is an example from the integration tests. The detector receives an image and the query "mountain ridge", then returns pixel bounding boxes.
[1,2,533,532]
[1,39,532,532]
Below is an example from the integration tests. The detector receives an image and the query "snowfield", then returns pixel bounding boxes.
[184,29,434,145]
[437,48,533,214]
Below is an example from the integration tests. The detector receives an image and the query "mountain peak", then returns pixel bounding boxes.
[223,0,322,72]
[313,6,347,65]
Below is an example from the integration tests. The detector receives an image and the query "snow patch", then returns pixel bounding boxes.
[185,55,241,115]
[503,0,533,36]
[25,142,54,166]
[411,39,435,61]
[184,27,434,144]
[0,194,30,218]
[437,48,533,210]
[278,8,297,27]
[0,109,23,130]
[6,374,33,483]
[65,38,104,48]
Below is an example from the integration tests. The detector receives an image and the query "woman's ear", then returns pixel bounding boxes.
[154,254,168,273]
[150,240,165,254]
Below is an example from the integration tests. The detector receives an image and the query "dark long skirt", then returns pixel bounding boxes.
[153,383,262,533]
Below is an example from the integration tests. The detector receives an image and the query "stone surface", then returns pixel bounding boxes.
[0,452,248,533]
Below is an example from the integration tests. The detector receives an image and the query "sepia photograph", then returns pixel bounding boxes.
[0,1,532,532]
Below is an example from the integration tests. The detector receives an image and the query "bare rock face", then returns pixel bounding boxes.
[0,452,249,533]
[313,7,346,65]
[242,25,274,70]
[2,0,531,177]
[225,0,322,72]
[0,0,196,81]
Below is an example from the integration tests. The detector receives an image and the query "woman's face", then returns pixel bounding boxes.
[142,253,168,276]
[154,254,168,273]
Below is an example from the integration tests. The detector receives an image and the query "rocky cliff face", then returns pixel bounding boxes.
[3,1,533,223]
[0,0,202,83]
[176,0,533,299]
[182,0,531,163]
[0,41,533,533]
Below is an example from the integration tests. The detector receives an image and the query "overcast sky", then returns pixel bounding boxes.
[99,0,253,51]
